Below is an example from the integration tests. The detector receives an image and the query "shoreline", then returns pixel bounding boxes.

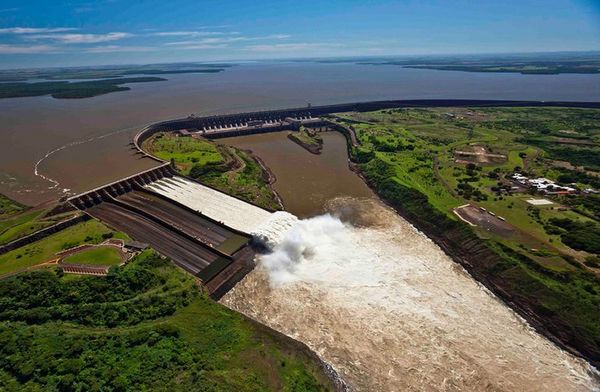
[287,131,323,155]
[242,149,285,210]
[339,133,599,372]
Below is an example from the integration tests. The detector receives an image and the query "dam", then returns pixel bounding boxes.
[68,164,281,298]
[132,99,600,152]
[61,99,600,390]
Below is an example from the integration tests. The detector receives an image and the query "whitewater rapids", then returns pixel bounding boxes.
[222,198,599,391]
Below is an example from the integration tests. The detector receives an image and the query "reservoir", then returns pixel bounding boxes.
[2,62,600,205]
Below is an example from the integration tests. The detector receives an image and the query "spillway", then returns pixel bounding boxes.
[145,176,272,234]
[69,168,261,297]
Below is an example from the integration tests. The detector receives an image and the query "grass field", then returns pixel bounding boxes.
[0,219,129,276]
[145,133,224,175]
[0,209,79,246]
[145,133,281,210]
[0,251,334,391]
[62,246,124,266]
[0,194,25,218]
[335,107,600,264]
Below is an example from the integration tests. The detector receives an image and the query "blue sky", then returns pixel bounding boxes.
[0,0,599,68]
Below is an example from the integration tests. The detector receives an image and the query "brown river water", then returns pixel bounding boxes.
[2,62,600,205]
[222,131,373,218]
[220,133,600,391]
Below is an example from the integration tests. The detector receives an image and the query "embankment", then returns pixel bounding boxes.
[353,157,600,369]
[287,132,323,154]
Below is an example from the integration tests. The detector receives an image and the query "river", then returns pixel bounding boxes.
[2,62,600,205]
[222,131,373,217]
[3,61,599,390]
[220,132,599,391]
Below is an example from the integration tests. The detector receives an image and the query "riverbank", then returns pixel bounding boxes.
[143,133,281,210]
[287,128,323,154]
[333,108,600,369]
[358,168,599,367]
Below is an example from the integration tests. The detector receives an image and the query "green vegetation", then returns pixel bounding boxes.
[62,246,123,266]
[403,63,600,74]
[0,219,128,276]
[334,106,600,364]
[0,194,25,218]
[356,53,600,74]
[555,168,600,188]
[334,107,600,256]
[145,133,281,210]
[0,207,80,246]
[0,251,333,391]
[0,63,230,82]
[146,133,223,176]
[0,77,166,99]
[288,127,323,154]
[547,218,600,254]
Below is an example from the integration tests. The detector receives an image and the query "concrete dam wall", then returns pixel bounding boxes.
[68,164,270,299]
[133,99,600,150]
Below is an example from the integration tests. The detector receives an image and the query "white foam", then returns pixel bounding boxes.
[250,210,299,249]
[223,201,599,391]
[146,176,272,233]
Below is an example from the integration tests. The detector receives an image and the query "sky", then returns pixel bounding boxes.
[0,0,599,68]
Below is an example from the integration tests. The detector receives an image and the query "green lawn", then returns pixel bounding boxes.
[0,209,62,245]
[145,133,224,175]
[0,194,25,218]
[145,132,281,210]
[62,246,123,266]
[0,219,127,276]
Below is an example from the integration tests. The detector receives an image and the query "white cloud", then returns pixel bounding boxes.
[25,32,132,44]
[176,44,228,50]
[85,45,153,53]
[0,44,58,54]
[245,42,341,52]
[165,34,291,47]
[152,31,226,37]
[0,27,76,34]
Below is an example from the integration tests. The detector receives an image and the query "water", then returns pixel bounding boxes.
[3,61,598,390]
[223,131,373,217]
[1,62,600,205]
[146,176,272,233]
[222,198,599,391]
